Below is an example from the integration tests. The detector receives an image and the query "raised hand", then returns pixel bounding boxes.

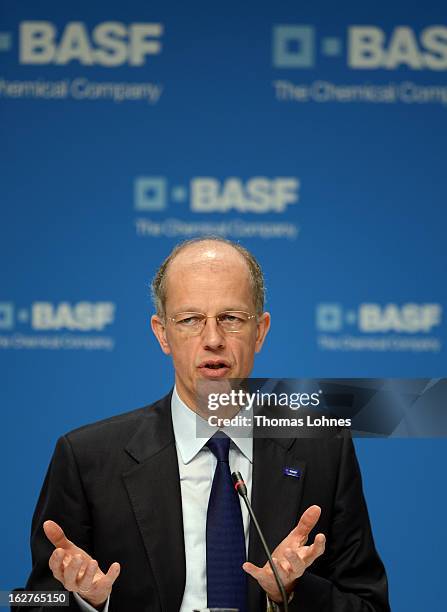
[44,520,120,609]
[243,505,326,603]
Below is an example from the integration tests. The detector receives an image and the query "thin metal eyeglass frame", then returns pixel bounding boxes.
[166,311,257,335]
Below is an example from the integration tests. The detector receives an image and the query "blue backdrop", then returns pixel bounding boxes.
[1,1,446,610]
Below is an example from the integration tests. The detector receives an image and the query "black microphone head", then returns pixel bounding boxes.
[232,471,247,496]
[232,471,242,485]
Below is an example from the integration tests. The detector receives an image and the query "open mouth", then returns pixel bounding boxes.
[198,360,231,377]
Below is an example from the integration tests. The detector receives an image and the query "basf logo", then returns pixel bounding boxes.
[19,21,163,66]
[0,301,116,351]
[273,25,447,70]
[315,302,443,353]
[272,24,447,106]
[133,176,300,240]
[0,21,164,105]
[135,176,299,213]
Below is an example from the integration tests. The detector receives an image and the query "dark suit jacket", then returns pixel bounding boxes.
[20,392,390,611]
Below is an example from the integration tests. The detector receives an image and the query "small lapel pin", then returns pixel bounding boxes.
[283,467,301,479]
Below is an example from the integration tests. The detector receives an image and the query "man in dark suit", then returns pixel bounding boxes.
[21,237,389,611]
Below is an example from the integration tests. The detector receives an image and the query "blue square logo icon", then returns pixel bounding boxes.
[134,177,167,211]
[0,303,14,330]
[316,303,343,332]
[273,25,316,68]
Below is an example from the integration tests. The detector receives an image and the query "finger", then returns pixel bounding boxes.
[77,560,98,595]
[92,562,121,600]
[49,548,64,572]
[101,561,121,589]
[242,561,264,581]
[44,521,73,550]
[300,533,326,566]
[283,547,306,577]
[272,557,292,585]
[245,558,293,599]
[76,558,89,582]
[275,556,292,575]
[49,548,66,583]
[290,505,321,544]
[279,560,292,576]
[63,554,83,591]
[244,558,283,597]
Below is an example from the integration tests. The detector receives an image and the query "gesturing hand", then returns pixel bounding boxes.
[44,520,120,609]
[243,505,326,603]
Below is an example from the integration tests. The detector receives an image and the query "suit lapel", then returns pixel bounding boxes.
[123,394,186,612]
[121,395,307,611]
[247,437,306,610]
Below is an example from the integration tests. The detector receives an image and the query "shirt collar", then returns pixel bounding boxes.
[171,386,253,465]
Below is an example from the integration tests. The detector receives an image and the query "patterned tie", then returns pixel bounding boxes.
[206,433,247,612]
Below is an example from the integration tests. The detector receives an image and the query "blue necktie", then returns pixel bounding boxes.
[206,434,247,612]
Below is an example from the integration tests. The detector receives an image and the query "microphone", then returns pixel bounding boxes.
[232,471,289,612]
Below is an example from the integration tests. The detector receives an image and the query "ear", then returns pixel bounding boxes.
[151,315,171,355]
[254,311,271,353]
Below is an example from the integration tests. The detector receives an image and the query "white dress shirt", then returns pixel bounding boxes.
[172,387,253,612]
[75,388,253,612]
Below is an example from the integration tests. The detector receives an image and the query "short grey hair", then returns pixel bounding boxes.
[151,237,266,318]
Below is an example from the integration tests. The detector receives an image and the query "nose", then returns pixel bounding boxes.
[201,316,226,350]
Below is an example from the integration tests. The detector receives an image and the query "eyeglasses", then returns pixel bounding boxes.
[167,311,257,335]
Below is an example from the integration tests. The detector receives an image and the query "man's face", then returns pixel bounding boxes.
[151,243,270,412]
